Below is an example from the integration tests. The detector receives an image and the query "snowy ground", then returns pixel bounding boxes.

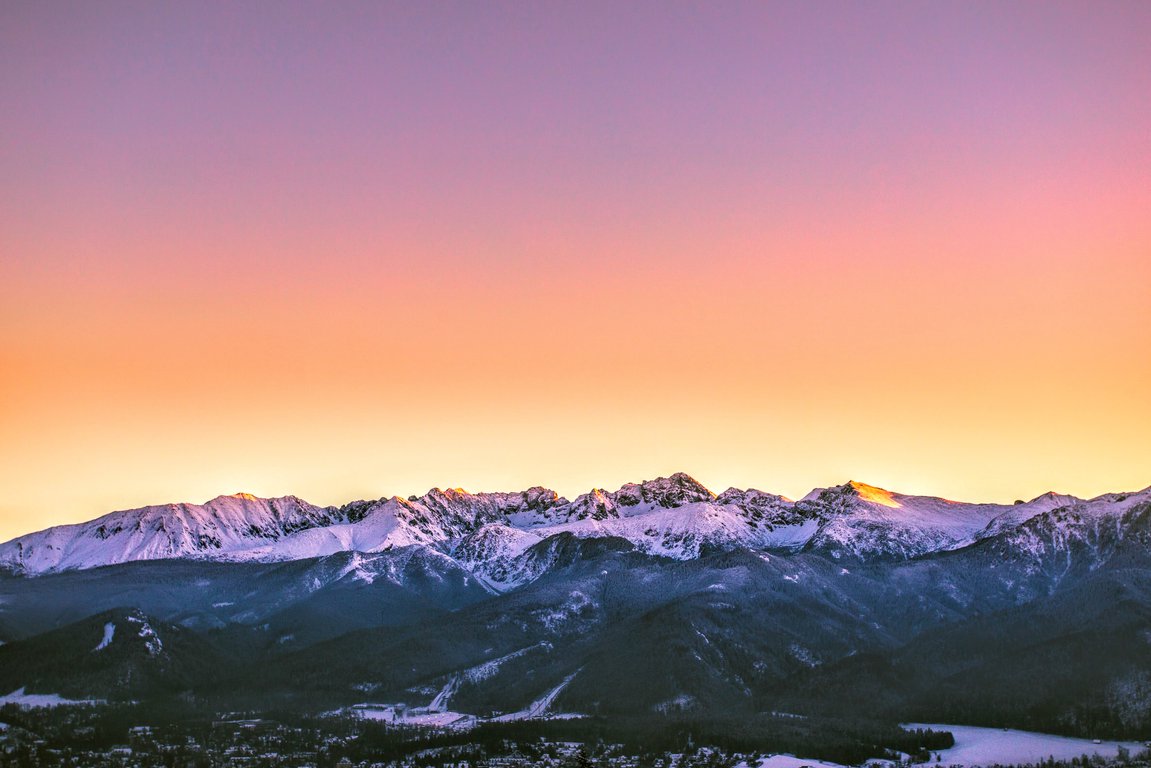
[739,725,1147,768]
[749,756,846,768]
[342,698,584,730]
[0,688,104,708]
[490,671,580,722]
[349,706,478,729]
[338,669,585,730]
[907,723,1147,766]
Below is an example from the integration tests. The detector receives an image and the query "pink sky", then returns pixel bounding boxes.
[2,2,1149,539]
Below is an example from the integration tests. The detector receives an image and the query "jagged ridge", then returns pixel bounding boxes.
[1,474,1148,587]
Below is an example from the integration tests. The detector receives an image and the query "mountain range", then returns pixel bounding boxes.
[1,474,1149,738]
[0,474,1117,577]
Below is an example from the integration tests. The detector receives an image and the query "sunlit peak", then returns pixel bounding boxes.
[429,487,470,497]
[849,481,902,509]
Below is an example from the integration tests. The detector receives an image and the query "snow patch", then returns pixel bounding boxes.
[491,671,580,722]
[654,694,697,714]
[125,614,163,656]
[462,643,549,685]
[0,688,104,708]
[428,676,459,712]
[789,643,818,667]
[93,622,115,652]
[533,591,594,632]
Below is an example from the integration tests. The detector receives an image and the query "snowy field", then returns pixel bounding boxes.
[0,688,104,708]
[751,756,847,768]
[740,725,1147,768]
[907,723,1147,767]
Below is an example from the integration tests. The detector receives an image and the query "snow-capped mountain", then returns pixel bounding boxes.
[976,489,1151,572]
[795,481,1089,560]
[2,474,1147,580]
[1,476,1150,736]
[0,494,343,574]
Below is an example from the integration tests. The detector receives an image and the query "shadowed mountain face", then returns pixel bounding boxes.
[0,476,1149,738]
[0,608,225,700]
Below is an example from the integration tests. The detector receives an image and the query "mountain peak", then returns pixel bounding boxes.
[846,481,902,508]
[207,492,264,505]
[800,481,901,507]
[426,487,470,497]
[1028,490,1074,503]
[649,472,712,494]
[612,473,715,508]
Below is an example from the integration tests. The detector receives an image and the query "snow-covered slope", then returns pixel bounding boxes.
[2,474,1145,578]
[796,482,1087,560]
[0,494,343,574]
[528,500,818,560]
[451,524,546,589]
[976,487,1151,570]
[0,487,567,575]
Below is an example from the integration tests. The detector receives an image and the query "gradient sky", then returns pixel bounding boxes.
[2,1,1150,541]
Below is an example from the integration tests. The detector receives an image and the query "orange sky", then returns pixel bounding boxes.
[2,2,1150,541]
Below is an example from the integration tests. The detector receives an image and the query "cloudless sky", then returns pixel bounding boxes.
[2,1,1149,540]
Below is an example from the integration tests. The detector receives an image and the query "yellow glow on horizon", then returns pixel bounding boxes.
[2,3,1149,544]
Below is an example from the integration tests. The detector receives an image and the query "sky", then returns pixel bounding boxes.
[2,1,1149,540]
